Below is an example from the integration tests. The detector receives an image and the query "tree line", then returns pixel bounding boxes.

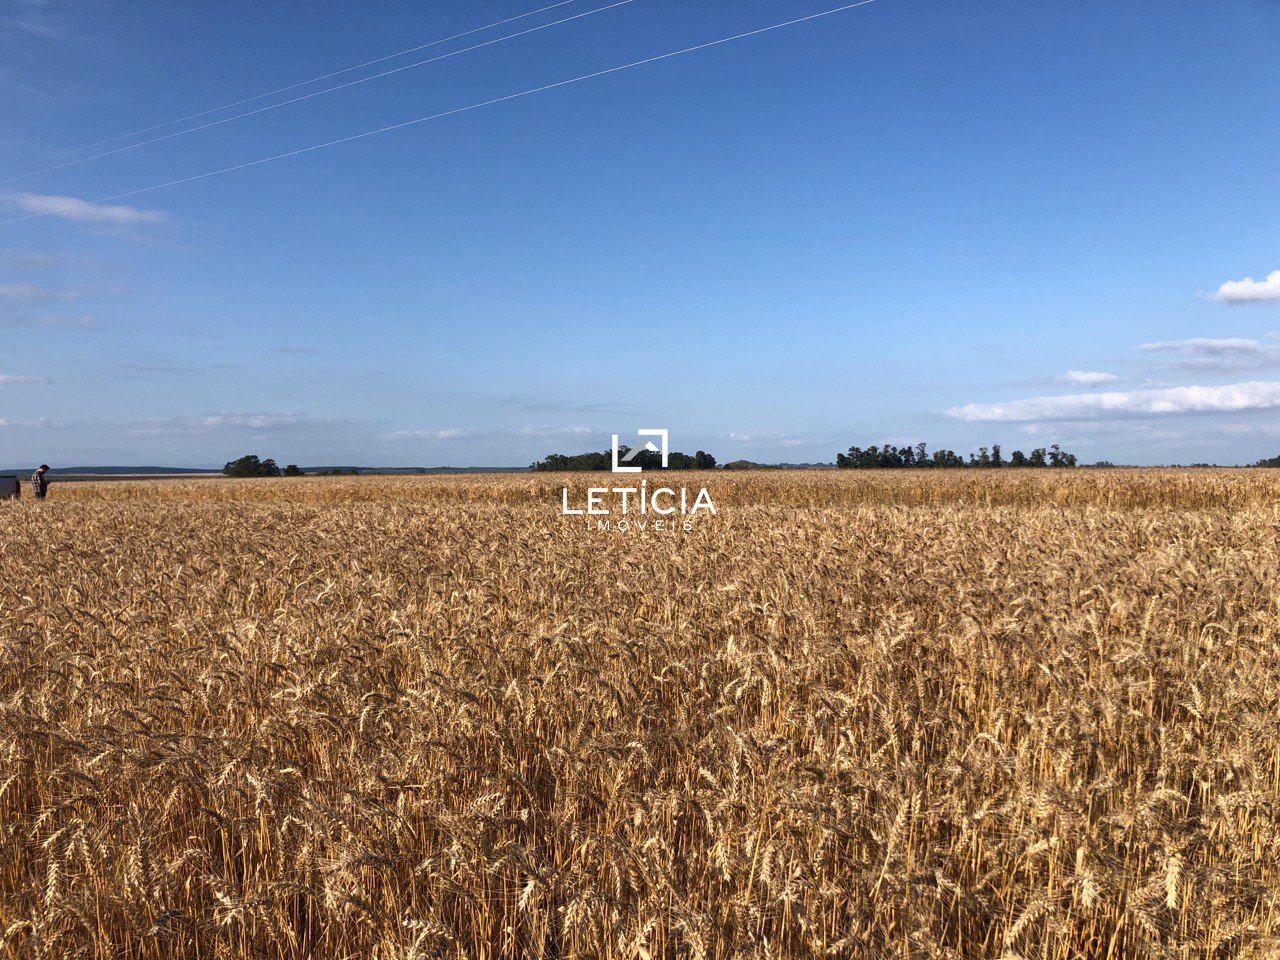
[223,454,304,477]
[530,448,717,471]
[836,443,1078,468]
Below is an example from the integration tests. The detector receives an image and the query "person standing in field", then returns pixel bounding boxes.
[30,464,49,500]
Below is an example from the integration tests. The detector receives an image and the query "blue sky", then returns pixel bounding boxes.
[1,0,1277,467]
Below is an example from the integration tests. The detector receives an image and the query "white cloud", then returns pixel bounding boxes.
[386,426,595,442]
[727,431,812,448]
[1143,337,1262,355]
[385,428,480,441]
[947,381,1280,422]
[0,416,50,429]
[126,412,345,435]
[0,283,73,304]
[515,425,593,437]
[0,374,47,386]
[1211,269,1280,305]
[1141,338,1280,371]
[1061,369,1118,385]
[200,414,305,430]
[4,192,165,225]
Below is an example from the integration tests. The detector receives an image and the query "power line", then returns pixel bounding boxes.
[0,0,634,186]
[0,0,576,178]
[0,0,881,227]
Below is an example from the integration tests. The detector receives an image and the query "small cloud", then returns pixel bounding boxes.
[514,399,632,414]
[276,345,320,356]
[1210,269,1280,305]
[727,431,812,448]
[200,413,305,430]
[0,283,75,304]
[515,425,593,437]
[947,380,1280,422]
[1061,369,1118,385]
[4,192,165,225]
[384,428,482,441]
[0,373,47,386]
[0,416,51,429]
[118,361,237,375]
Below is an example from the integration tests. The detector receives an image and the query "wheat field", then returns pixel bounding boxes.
[2,470,1278,959]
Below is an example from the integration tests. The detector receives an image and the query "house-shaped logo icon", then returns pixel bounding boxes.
[611,428,669,473]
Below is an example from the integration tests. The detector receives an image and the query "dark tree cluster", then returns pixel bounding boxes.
[223,454,304,478]
[530,448,717,471]
[1254,454,1280,467]
[836,442,1077,469]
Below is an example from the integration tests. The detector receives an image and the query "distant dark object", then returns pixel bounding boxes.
[223,454,282,478]
[836,442,1077,469]
[282,464,304,476]
[1254,454,1280,467]
[0,475,17,499]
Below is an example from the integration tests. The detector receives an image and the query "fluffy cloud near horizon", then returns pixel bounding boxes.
[947,381,1280,422]
[0,374,47,386]
[1061,369,1118,385]
[4,192,165,225]
[385,426,595,442]
[1211,269,1280,304]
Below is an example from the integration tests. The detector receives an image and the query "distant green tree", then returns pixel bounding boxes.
[1028,448,1048,467]
[530,447,715,471]
[282,464,304,476]
[223,454,282,478]
[1047,444,1077,467]
[1010,450,1028,467]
